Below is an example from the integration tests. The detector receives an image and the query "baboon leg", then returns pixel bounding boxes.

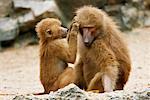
[74,60,86,89]
[102,64,119,92]
[102,74,113,92]
[87,72,104,93]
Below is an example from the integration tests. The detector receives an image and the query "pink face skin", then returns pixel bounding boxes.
[80,26,97,47]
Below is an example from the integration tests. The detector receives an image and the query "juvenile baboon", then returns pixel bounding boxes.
[51,67,75,90]
[35,18,79,93]
[74,6,131,92]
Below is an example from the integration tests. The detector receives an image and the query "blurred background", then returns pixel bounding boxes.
[0,0,150,99]
[0,0,150,49]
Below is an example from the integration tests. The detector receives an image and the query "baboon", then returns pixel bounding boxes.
[35,18,79,93]
[74,6,131,92]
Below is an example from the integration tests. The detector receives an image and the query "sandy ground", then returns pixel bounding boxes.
[0,28,150,99]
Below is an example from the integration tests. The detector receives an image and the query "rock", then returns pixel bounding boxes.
[103,88,150,100]
[13,0,60,17]
[0,0,13,17]
[104,5,123,29]
[120,4,145,30]
[13,84,91,100]
[14,32,38,48]
[0,18,19,41]
[131,0,145,9]
[17,10,35,33]
[144,10,150,26]
[54,0,107,21]
[144,18,150,27]
[107,0,126,5]
[13,84,150,100]
[12,0,61,33]
[104,5,121,13]
[17,11,34,26]
[48,84,91,99]
[105,1,147,30]
[16,10,59,33]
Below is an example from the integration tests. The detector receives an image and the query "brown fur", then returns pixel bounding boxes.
[51,67,75,90]
[74,6,131,92]
[35,18,78,93]
[144,0,150,9]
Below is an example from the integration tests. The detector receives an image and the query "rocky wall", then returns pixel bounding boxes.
[0,0,150,48]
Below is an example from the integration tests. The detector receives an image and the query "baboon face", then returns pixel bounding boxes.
[76,6,103,47]
[79,26,99,47]
[36,18,68,40]
[46,26,68,40]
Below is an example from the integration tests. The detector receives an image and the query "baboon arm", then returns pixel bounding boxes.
[67,22,79,63]
[74,59,86,89]
[67,28,78,63]
[58,23,79,63]
[87,72,103,92]
[102,61,119,92]
[93,43,119,92]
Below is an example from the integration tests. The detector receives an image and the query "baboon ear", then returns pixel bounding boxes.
[45,29,52,37]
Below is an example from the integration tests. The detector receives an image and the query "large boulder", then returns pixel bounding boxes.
[13,0,60,17]
[107,0,127,5]
[54,0,107,21]
[16,10,35,33]
[104,5,123,29]
[144,10,150,26]
[12,0,61,33]
[105,2,145,30]
[120,4,145,30]
[0,18,19,41]
[0,0,13,18]
[54,0,147,30]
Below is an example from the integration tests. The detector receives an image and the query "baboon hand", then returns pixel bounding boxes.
[71,22,79,33]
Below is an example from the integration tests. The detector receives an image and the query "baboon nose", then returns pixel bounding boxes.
[84,42,90,47]
[62,27,68,33]
[62,33,67,38]
[84,38,90,47]
[61,27,68,38]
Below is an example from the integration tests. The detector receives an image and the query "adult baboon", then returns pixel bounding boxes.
[74,6,131,92]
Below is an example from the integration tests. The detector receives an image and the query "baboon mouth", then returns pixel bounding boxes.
[84,43,91,47]
[62,34,67,38]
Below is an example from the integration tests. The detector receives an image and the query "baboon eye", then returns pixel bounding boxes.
[46,29,51,35]
[79,28,83,35]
